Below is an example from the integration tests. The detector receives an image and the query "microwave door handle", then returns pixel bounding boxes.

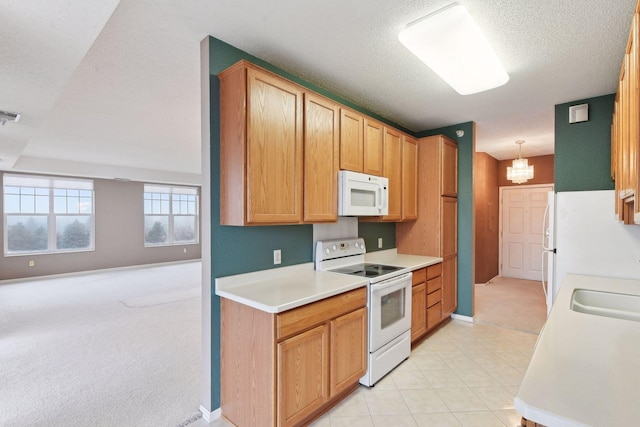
[377,187,382,208]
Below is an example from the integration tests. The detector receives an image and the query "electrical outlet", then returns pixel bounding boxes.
[28,260,35,267]
[378,238,383,249]
[183,248,187,253]
[273,249,282,265]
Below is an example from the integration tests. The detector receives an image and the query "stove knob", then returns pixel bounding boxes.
[354,242,359,249]
[331,244,337,251]
[325,248,330,255]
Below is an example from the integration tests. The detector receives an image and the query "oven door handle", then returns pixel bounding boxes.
[371,272,412,292]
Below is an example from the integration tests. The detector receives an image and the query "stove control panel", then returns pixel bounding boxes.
[315,237,366,262]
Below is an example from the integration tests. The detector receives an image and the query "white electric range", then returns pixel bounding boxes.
[315,238,412,386]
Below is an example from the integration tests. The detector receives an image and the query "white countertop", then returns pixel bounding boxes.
[365,248,442,269]
[515,274,640,427]
[215,249,441,313]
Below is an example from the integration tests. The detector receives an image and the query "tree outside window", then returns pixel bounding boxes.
[143,185,198,246]
[3,175,94,255]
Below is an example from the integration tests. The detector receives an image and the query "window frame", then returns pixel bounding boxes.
[3,174,95,256]
[143,184,199,247]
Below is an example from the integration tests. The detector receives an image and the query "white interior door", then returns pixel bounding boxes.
[501,185,553,280]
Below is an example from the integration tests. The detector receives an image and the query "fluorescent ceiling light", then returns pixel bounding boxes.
[398,4,509,95]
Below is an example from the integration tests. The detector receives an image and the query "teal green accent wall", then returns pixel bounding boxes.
[207,36,413,408]
[359,222,396,252]
[416,122,474,318]
[555,94,615,192]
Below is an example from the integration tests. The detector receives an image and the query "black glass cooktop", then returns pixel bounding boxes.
[331,263,403,278]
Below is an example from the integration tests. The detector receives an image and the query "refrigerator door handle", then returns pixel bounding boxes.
[541,251,549,300]
[542,202,551,251]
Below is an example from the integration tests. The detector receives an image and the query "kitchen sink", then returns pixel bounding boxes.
[571,289,640,322]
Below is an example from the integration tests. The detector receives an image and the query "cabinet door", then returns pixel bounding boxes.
[330,307,367,397]
[411,282,427,342]
[442,196,457,257]
[339,109,364,172]
[402,135,418,221]
[278,324,329,427]
[363,118,384,176]
[442,139,458,197]
[304,94,339,222]
[247,67,303,224]
[427,302,442,330]
[383,127,402,221]
[441,255,457,316]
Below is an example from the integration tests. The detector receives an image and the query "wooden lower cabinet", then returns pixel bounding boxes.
[442,255,458,316]
[411,282,427,341]
[278,324,329,426]
[411,263,445,344]
[330,307,367,396]
[427,302,442,328]
[221,288,367,427]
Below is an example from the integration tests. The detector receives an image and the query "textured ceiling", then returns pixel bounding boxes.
[0,0,636,184]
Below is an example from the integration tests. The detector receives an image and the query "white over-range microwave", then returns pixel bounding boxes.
[338,170,389,216]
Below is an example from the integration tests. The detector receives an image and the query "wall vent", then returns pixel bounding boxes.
[0,110,21,125]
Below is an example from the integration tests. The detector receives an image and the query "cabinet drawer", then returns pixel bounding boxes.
[426,263,442,280]
[412,268,426,285]
[427,288,442,308]
[427,276,442,294]
[427,302,442,326]
[277,287,367,340]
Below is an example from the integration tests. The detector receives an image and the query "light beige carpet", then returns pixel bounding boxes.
[474,276,547,334]
[0,261,202,427]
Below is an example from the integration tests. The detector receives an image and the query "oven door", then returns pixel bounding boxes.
[369,272,412,352]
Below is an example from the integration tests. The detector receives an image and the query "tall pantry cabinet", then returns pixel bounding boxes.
[396,134,458,318]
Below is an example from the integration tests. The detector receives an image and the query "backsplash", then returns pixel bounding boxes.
[358,222,396,253]
[313,217,358,242]
[312,217,396,257]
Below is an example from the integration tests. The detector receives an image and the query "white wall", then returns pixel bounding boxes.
[555,190,640,297]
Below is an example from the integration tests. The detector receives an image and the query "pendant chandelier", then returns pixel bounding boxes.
[507,140,534,184]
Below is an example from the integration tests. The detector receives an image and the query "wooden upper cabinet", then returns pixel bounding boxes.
[339,110,385,176]
[442,138,458,197]
[402,135,418,221]
[219,60,303,225]
[612,8,640,225]
[363,118,384,176]
[382,127,402,221]
[339,108,364,172]
[304,94,340,222]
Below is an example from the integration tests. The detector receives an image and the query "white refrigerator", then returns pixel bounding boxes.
[542,190,640,315]
[541,191,556,316]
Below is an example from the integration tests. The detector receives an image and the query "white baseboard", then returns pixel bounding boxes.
[451,313,474,323]
[199,406,221,423]
[0,259,201,285]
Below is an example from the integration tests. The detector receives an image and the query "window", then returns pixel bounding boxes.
[3,174,94,255]
[144,185,199,246]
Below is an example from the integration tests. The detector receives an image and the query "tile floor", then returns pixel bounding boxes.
[309,319,537,427]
